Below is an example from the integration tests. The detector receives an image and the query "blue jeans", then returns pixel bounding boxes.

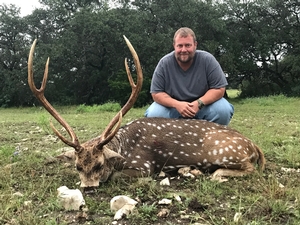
[144,98,234,125]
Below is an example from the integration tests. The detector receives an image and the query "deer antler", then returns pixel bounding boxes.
[28,37,142,151]
[96,35,143,148]
[28,39,81,151]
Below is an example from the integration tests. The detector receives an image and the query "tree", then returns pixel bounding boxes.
[0,4,32,106]
[220,0,300,97]
[1,0,299,107]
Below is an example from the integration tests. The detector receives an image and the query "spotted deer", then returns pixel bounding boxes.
[28,36,265,188]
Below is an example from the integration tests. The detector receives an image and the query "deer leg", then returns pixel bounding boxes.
[211,163,255,178]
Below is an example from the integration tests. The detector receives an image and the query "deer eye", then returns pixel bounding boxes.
[93,164,103,171]
[76,165,83,172]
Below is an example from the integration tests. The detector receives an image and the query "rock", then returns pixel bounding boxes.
[157,208,170,218]
[158,198,172,205]
[12,192,24,197]
[173,194,182,203]
[159,177,170,186]
[158,171,166,178]
[24,201,32,209]
[110,195,138,220]
[57,186,85,210]
[233,212,242,222]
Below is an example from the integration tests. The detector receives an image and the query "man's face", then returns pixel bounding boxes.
[173,35,197,64]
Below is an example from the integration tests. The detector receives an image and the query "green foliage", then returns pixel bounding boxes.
[220,0,300,97]
[239,79,282,98]
[0,0,300,107]
[0,145,17,165]
[37,113,52,134]
[76,102,121,113]
[226,89,240,98]
[108,69,152,107]
[135,203,157,222]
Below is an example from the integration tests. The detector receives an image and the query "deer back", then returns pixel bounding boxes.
[111,117,265,176]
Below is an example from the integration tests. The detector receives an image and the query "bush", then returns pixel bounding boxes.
[76,102,121,113]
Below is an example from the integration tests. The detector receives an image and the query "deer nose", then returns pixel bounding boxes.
[83,186,97,194]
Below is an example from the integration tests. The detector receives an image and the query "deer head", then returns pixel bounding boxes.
[28,36,143,187]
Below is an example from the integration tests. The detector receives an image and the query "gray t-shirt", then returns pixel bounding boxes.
[150,50,228,102]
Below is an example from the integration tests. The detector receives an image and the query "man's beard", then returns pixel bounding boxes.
[176,53,193,64]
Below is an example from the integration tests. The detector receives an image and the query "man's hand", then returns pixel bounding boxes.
[176,101,197,118]
[152,92,201,118]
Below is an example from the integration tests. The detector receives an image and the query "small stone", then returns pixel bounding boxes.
[13,192,24,197]
[24,201,32,209]
[158,198,172,205]
[158,171,166,177]
[160,177,170,186]
[233,212,242,222]
[173,194,182,202]
[157,208,170,217]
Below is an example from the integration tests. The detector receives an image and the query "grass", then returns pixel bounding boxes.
[0,95,300,224]
[226,89,240,98]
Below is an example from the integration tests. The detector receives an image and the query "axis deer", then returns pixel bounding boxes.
[28,36,265,188]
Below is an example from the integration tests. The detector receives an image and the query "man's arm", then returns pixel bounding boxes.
[197,88,225,106]
[153,87,225,108]
[151,87,225,118]
[152,92,179,108]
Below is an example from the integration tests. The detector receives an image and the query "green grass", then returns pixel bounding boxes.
[75,102,121,113]
[0,96,300,224]
[226,89,240,98]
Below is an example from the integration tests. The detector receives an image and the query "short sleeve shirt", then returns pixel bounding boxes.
[150,50,228,102]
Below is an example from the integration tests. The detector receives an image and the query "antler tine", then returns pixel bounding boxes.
[28,39,81,150]
[97,36,143,148]
[120,35,143,116]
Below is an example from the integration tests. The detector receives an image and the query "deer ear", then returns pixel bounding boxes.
[103,146,125,160]
[56,149,76,162]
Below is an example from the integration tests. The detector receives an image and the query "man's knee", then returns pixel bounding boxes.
[145,102,169,118]
[145,102,180,118]
[199,98,234,125]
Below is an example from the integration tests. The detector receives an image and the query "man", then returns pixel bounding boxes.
[144,27,234,125]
